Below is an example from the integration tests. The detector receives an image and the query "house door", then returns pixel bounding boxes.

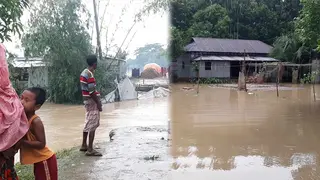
[230,61,240,78]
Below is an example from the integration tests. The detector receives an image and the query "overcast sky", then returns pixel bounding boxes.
[3,0,169,59]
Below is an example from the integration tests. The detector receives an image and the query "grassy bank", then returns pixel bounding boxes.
[16,147,81,179]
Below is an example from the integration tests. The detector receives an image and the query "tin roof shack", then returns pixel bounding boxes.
[10,57,48,90]
[176,37,278,80]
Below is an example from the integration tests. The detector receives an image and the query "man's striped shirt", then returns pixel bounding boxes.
[80,68,100,100]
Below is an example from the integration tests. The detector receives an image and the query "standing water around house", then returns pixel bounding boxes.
[170,84,320,180]
[20,84,320,179]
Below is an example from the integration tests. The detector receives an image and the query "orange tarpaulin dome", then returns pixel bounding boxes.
[143,63,161,73]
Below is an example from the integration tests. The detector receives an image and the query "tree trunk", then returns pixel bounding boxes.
[93,0,102,60]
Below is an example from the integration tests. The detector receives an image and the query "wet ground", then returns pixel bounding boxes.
[60,126,170,180]
[131,77,169,86]
[16,83,320,179]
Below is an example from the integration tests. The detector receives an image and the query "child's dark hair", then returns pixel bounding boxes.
[86,54,97,66]
[27,87,46,105]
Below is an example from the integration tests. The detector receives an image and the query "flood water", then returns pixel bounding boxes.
[170,84,320,180]
[18,83,320,180]
[37,98,168,151]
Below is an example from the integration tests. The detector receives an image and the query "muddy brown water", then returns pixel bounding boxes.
[15,84,320,180]
[40,98,168,151]
[170,84,320,180]
[14,98,168,164]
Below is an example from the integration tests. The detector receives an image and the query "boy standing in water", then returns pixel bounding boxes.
[79,55,103,156]
[20,87,58,180]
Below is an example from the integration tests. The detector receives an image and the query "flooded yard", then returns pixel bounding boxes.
[17,83,320,180]
[170,84,320,180]
[38,98,168,151]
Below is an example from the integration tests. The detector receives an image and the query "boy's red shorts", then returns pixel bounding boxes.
[34,154,58,180]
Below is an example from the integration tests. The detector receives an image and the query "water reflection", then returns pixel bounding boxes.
[170,84,320,179]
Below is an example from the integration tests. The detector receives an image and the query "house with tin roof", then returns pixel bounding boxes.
[175,37,278,79]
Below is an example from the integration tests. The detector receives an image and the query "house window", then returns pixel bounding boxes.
[182,62,185,69]
[205,61,211,70]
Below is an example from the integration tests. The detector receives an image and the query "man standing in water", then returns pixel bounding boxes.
[79,55,103,156]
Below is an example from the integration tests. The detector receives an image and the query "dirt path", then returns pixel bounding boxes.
[60,126,170,180]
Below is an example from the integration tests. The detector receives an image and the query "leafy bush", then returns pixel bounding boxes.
[300,71,319,84]
[22,0,116,104]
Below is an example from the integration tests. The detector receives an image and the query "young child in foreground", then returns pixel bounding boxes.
[20,87,58,180]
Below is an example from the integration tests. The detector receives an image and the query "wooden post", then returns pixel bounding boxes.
[313,71,317,102]
[197,70,200,94]
[238,50,247,91]
[244,50,247,91]
[276,63,280,97]
[192,60,200,94]
[313,79,316,102]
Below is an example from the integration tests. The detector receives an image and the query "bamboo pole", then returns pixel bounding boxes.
[197,70,200,94]
[313,78,316,102]
[313,71,317,102]
[243,50,247,91]
[276,63,280,97]
[92,0,103,60]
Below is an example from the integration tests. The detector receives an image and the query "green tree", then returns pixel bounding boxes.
[127,43,168,69]
[270,34,310,64]
[188,4,230,38]
[295,0,320,50]
[0,0,29,42]
[169,0,195,59]
[169,0,302,60]
[21,0,107,104]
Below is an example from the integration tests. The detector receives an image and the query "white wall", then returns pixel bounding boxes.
[177,53,196,78]
[199,61,230,78]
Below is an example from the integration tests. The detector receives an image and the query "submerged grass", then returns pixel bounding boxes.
[16,147,80,180]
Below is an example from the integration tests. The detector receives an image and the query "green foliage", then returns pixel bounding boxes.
[170,0,303,60]
[270,0,320,64]
[300,73,313,84]
[300,71,320,84]
[170,26,189,60]
[0,0,29,42]
[200,78,227,84]
[94,61,117,96]
[16,163,33,180]
[295,0,320,49]
[188,4,230,38]
[189,77,228,84]
[126,43,168,69]
[270,34,311,64]
[21,0,114,104]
